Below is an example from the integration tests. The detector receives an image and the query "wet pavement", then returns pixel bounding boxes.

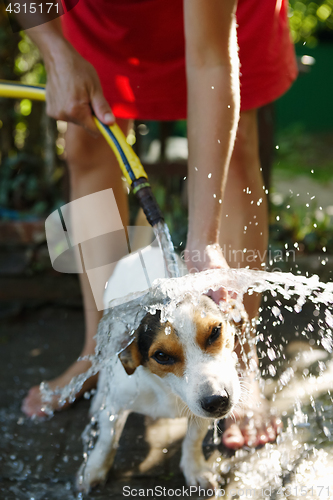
[0,303,191,499]
[1,261,333,499]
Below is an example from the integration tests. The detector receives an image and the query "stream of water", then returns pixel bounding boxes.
[153,220,181,278]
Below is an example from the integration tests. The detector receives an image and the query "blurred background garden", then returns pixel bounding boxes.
[1,0,333,282]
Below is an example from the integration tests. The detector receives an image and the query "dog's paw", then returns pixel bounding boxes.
[181,460,219,489]
[76,462,108,493]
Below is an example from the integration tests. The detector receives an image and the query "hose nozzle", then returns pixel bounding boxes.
[132,177,164,227]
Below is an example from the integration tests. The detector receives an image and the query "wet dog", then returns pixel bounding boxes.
[77,289,245,492]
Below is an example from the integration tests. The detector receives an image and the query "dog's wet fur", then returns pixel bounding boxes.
[78,295,246,492]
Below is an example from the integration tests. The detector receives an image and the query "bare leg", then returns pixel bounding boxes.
[219,109,280,448]
[22,119,130,417]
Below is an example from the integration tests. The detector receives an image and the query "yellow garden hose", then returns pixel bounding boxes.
[0,80,164,226]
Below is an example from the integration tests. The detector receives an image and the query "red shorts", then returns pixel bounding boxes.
[61,0,297,120]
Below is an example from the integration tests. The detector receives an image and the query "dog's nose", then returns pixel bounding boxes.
[200,392,229,415]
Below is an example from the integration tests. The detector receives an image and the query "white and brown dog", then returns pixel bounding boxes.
[77,246,246,492]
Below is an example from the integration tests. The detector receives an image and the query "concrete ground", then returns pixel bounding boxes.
[1,258,333,500]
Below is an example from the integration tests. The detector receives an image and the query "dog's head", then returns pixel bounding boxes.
[119,295,246,419]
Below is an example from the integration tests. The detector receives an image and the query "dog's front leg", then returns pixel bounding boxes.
[77,408,129,493]
[180,418,219,489]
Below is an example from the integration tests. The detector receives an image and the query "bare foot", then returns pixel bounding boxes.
[21,358,98,418]
[222,376,282,450]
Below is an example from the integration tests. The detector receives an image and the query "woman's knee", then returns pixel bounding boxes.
[65,124,105,175]
[65,118,131,177]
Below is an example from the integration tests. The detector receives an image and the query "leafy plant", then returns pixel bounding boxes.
[289,0,333,45]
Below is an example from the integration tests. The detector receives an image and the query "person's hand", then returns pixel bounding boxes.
[184,242,235,304]
[44,41,114,134]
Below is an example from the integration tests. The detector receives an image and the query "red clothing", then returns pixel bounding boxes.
[61,0,297,120]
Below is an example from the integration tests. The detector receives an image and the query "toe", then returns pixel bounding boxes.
[257,428,270,446]
[21,386,46,417]
[222,422,245,450]
[256,417,282,446]
[266,424,278,442]
[273,417,283,433]
[242,427,259,448]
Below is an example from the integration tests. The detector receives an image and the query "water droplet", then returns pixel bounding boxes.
[249,359,258,372]
[267,347,276,361]
[208,173,212,179]
[165,326,171,335]
[321,336,333,353]
[323,426,331,438]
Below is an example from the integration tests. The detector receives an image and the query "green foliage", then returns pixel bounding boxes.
[274,125,333,182]
[289,0,333,45]
[0,21,65,218]
[0,153,50,215]
[14,32,46,84]
[271,127,333,254]
[270,201,333,254]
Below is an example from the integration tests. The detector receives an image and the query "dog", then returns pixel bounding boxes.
[76,246,246,492]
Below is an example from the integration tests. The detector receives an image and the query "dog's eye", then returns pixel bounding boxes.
[152,351,175,365]
[207,324,221,346]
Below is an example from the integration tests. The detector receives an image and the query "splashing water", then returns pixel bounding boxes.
[41,264,333,496]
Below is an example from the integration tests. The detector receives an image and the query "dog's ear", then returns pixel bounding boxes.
[118,310,161,375]
[118,337,142,375]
